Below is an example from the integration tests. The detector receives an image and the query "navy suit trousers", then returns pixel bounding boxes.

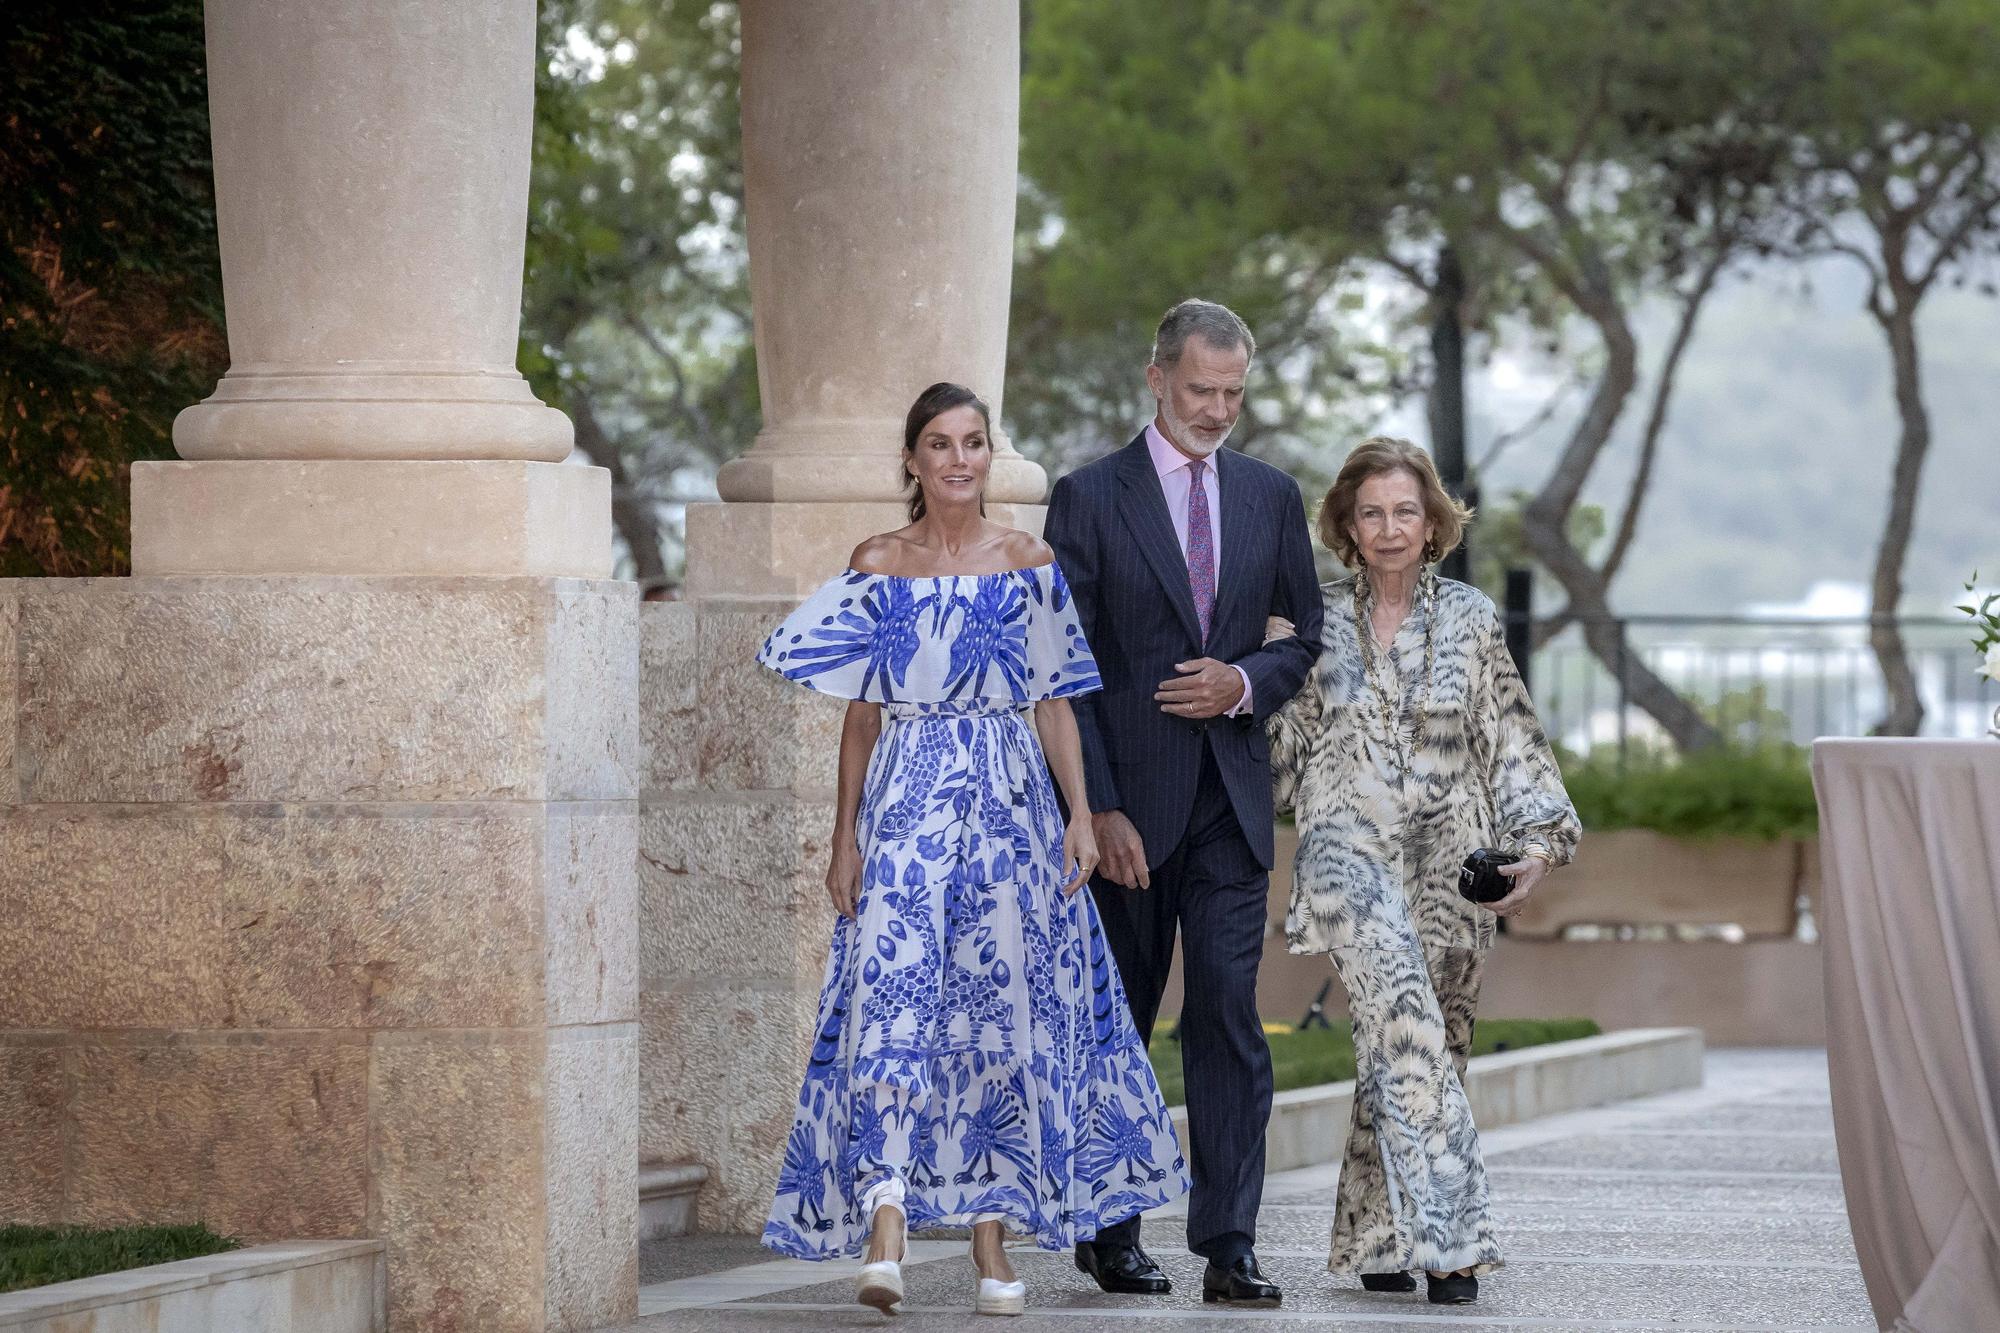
[1090,748,1272,1263]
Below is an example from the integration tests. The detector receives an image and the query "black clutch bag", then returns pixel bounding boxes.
[1458,847,1518,904]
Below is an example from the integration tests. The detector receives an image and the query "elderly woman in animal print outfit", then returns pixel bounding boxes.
[1264,437,1580,1307]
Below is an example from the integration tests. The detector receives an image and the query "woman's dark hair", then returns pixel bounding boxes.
[901,382,992,521]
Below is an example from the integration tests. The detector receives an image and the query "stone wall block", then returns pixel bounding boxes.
[0,811,226,1029]
[543,1026,639,1331]
[63,1034,371,1235]
[65,1038,209,1226]
[639,984,816,1233]
[642,708,701,795]
[198,1034,371,1238]
[641,601,698,713]
[695,603,843,793]
[369,1031,546,1333]
[639,602,700,795]
[639,869,832,989]
[218,810,544,1030]
[14,579,566,803]
[544,810,638,1028]
[638,795,838,986]
[545,583,639,802]
[0,1038,66,1224]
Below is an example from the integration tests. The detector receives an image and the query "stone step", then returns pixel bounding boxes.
[639,1161,711,1242]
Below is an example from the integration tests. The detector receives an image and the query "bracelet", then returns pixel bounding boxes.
[1522,846,1554,865]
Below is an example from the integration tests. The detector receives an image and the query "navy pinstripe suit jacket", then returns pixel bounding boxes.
[1044,432,1324,871]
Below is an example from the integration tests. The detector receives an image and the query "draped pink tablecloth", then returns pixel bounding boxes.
[1812,739,2000,1333]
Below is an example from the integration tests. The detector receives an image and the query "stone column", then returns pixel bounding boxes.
[687,0,1043,596]
[644,0,1040,1231]
[1,4,636,1332]
[134,0,607,578]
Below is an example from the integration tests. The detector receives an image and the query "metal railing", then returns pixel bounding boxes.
[1514,612,1996,758]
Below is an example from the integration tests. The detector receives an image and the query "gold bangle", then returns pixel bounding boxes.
[1522,846,1555,865]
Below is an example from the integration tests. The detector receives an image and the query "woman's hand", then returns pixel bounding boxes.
[826,836,863,919]
[1485,854,1551,918]
[1263,614,1296,646]
[1060,818,1100,897]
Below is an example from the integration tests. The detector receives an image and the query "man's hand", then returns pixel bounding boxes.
[1091,810,1151,890]
[1155,658,1245,720]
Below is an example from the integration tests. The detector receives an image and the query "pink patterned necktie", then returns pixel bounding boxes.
[1186,458,1215,644]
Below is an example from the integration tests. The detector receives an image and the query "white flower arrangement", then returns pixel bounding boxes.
[1959,576,2000,739]
[1960,574,2000,682]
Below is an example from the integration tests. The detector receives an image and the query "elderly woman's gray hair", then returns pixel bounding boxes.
[1150,298,1256,369]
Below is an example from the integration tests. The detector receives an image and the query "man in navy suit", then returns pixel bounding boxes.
[1045,299,1323,1308]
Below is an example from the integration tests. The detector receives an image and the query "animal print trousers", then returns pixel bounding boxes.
[1326,942,1502,1277]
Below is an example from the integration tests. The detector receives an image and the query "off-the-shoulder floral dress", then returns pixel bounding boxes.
[755,563,1189,1260]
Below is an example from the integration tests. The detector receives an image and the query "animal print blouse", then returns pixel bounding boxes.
[1268,573,1580,953]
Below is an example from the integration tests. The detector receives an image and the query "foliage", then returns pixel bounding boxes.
[0,1225,237,1295]
[1696,685,1797,751]
[1469,490,1604,598]
[1772,0,2000,735]
[1019,0,1817,751]
[1014,1,1409,488]
[1148,1017,1600,1108]
[1561,745,1819,841]
[524,0,757,582]
[0,0,224,576]
[1959,572,2000,679]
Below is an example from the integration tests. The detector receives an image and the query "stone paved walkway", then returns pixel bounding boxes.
[613,1049,1873,1331]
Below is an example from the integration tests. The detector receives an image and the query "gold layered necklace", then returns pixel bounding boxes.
[1352,568,1437,783]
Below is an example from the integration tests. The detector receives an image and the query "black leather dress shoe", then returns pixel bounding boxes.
[1074,1241,1171,1295]
[1427,1271,1479,1304]
[1361,1272,1418,1293]
[1201,1253,1282,1307]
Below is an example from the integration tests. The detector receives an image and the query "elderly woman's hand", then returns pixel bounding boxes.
[1485,853,1552,918]
[1263,614,1295,646]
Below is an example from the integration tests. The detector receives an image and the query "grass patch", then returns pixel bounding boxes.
[0,1224,240,1295]
[1148,1017,1601,1109]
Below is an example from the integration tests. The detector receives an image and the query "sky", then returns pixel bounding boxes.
[1376,255,2000,618]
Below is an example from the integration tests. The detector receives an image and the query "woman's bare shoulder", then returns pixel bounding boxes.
[995,526,1055,570]
[848,530,920,575]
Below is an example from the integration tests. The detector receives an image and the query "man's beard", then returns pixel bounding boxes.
[1159,395,1233,457]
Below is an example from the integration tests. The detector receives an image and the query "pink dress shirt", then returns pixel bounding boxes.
[1145,422,1254,716]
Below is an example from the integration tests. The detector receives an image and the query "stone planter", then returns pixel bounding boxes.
[1509,828,1804,939]
[1165,1028,1703,1174]
[0,1240,384,1333]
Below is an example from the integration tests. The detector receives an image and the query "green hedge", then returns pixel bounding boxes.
[0,1225,238,1295]
[1149,1017,1600,1108]
[1560,745,1818,841]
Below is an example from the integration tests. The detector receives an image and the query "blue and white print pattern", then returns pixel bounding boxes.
[756,563,1190,1259]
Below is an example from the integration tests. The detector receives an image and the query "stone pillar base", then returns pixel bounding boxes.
[172,369,573,463]
[131,460,611,578]
[682,499,1046,598]
[0,576,639,1333]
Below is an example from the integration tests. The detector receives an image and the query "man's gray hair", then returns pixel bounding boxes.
[1150,298,1256,369]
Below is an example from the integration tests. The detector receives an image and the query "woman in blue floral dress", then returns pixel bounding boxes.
[756,383,1189,1316]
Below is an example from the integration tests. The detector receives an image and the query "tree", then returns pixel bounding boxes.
[524,0,756,583]
[1022,0,1810,748]
[1014,1,1409,496]
[0,0,223,576]
[1779,0,2000,735]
